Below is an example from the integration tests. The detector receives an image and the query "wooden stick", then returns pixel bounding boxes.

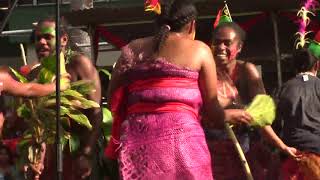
[19,43,27,65]
[225,123,254,180]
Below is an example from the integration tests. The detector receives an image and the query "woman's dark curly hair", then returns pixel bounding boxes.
[212,22,246,44]
[153,0,198,52]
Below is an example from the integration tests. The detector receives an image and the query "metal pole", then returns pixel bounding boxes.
[0,0,19,33]
[271,12,282,87]
[55,0,63,179]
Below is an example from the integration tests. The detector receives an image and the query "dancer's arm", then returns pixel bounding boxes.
[198,42,225,127]
[0,70,57,97]
[260,126,301,158]
[242,64,299,157]
[244,62,266,97]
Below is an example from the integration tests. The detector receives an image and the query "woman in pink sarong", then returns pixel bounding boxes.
[105,0,251,179]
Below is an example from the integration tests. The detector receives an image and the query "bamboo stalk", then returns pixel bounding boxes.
[19,43,27,66]
[225,123,254,180]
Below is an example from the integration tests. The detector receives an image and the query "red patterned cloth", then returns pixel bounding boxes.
[281,152,320,180]
[206,139,270,180]
[2,137,21,155]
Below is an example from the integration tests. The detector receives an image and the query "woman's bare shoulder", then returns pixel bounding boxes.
[191,40,212,58]
[128,37,154,48]
[237,60,262,80]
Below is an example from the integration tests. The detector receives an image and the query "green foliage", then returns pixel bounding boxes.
[9,67,28,83]
[99,68,112,80]
[17,104,31,119]
[10,54,99,170]
[245,95,276,127]
[38,67,55,84]
[99,68,113,142]
[68,134,80,154]
[67,108,92,129]
[70,80,95,95]
[38,53,67,84]
[102,107,113,141]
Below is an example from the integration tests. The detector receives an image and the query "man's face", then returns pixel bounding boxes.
[211,27,242,67]
[35,21,56,59]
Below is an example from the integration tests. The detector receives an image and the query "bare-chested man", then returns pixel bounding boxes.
[29,17,102,180]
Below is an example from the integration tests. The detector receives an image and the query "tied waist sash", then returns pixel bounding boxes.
[104,77,199,159]
[127,102,198,118]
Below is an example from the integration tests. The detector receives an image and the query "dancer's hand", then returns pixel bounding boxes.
[75,154,92,179]
[281,146,303,160]
[23,162,44,180]
[225,109,253,125]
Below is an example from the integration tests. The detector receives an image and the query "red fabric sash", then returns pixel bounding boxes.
[104,77,199,159]
[104,86,125,159]
[128,102,198,118]
[128,77,199,92]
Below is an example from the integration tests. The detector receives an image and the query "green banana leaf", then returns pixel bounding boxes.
[99,68,112,80]
[38,67,55,84]
[9,67,28,83]
[67,108,92,130]
[102,107,113,141]
[10,52,99,168]
[61,89,85,98]
[17,103,31,119]
[68,134,80,154]
[70,80,95,95]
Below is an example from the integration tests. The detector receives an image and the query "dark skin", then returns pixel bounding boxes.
[108,21,252,137]
[34,20,102,179]
[0,66,67,137]
[0,66,70,180]
[108,20,227,129]
[211,26,298,157]
[66,55,102,179]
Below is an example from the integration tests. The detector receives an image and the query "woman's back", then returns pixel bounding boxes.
[116,39,212,180]
[106,1,225,179]
[157,35,207,71]
[121,35,207,73]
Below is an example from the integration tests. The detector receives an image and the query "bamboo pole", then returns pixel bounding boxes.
[225,123,254,180]
[19,43,27,66]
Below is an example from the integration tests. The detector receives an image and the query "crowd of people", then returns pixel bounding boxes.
[0,0,319,180]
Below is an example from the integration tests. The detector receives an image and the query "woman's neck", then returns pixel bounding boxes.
[218,61,238,81]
